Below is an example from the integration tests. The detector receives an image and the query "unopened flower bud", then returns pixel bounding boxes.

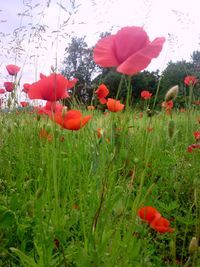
[189,237,198,255]
[165,85,179,102]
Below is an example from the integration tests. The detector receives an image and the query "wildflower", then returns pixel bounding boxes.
[4,82,15,92]
[138,206,161,224]
[0,89,6,94]
[93,26,165,75]
[198,119,200,124]
[193,131,200,141]
[22,83,31,93]
[6,64,20,75]
[39,128,53,142]
[187,143,200,153]
[97,128,104,138]
[165,85,179,102]
[35,101,64,116]
[162,100,174,110]
[107,98,124,112]
[184,76,198,86]
[28,73,77,101]
[53,110,92,131]
[150,216,174,233]
[141,90,152,100]
[138,206,174,234]
[20,101,28,107]
[95,84,109,104]
[87,105,95,111]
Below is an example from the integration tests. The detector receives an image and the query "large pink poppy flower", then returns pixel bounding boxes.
[93,26,165,75]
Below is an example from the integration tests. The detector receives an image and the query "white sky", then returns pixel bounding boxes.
[0,0,200,89]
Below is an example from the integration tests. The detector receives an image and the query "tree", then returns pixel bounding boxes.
[62,36,101,104]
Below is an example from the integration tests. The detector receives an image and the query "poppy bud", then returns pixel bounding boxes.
[165,85,179,102]
[189,237,198,255]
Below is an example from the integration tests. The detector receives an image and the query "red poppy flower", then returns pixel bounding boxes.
[198,119,200,124]
[4,82,15,92]
[53,110,92,131]
[150,216,174,233]
[0,89,6,94]
[138,206,161,224]
[194,131,200,141]
[22,83,31,93]
[184,76,198,86]
[6,64,20,75]
[36,101,64,115]
[95,84,109,104]
[162,100,174,110]
[28,73,77,101]
[187,143,200,152]
[107,98,124,112]
[20,101,28,107]
[141,90,152,100]
[93,26,165,75]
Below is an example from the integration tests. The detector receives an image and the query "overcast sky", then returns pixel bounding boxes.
[0,0,200,88]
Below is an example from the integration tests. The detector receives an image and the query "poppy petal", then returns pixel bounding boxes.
[93,35,119,67]
[117,37,165,75]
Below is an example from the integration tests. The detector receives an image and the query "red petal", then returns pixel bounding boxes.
[117,37,165,75]
[6,64,20,75]
[138,206,161,223]
[28,74,70,101]
[115,26,149,63]
[93,35,119,67]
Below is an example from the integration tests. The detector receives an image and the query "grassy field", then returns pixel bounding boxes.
[0,105,200,266]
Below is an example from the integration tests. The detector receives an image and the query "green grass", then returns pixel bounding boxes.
[0,107,200,266]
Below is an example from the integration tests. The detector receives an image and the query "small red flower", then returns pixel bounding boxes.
[53,110,92,131]
[107,98,124,112]
[187,143,200,153]
[198,119,200,124]
[150,216,174,233]
[6,64,20,75]
[22,83,31,93]
[95,84,109,104]
[184,75,198,86]
[194,131,200,141]
[0,89,6,94]
[28,73,77,101]
[141,90,152,100]
[138,206,174,234]
[20,101,28,107]
[162,100,174,110]
[138,206,161,224]
[93,26,165,75]
[4,82,15,92]
[36,101,64,115]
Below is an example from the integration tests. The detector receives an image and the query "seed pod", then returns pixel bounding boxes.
[168,120,175,138]
[189,237,198,255]
[165,85,179,102]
